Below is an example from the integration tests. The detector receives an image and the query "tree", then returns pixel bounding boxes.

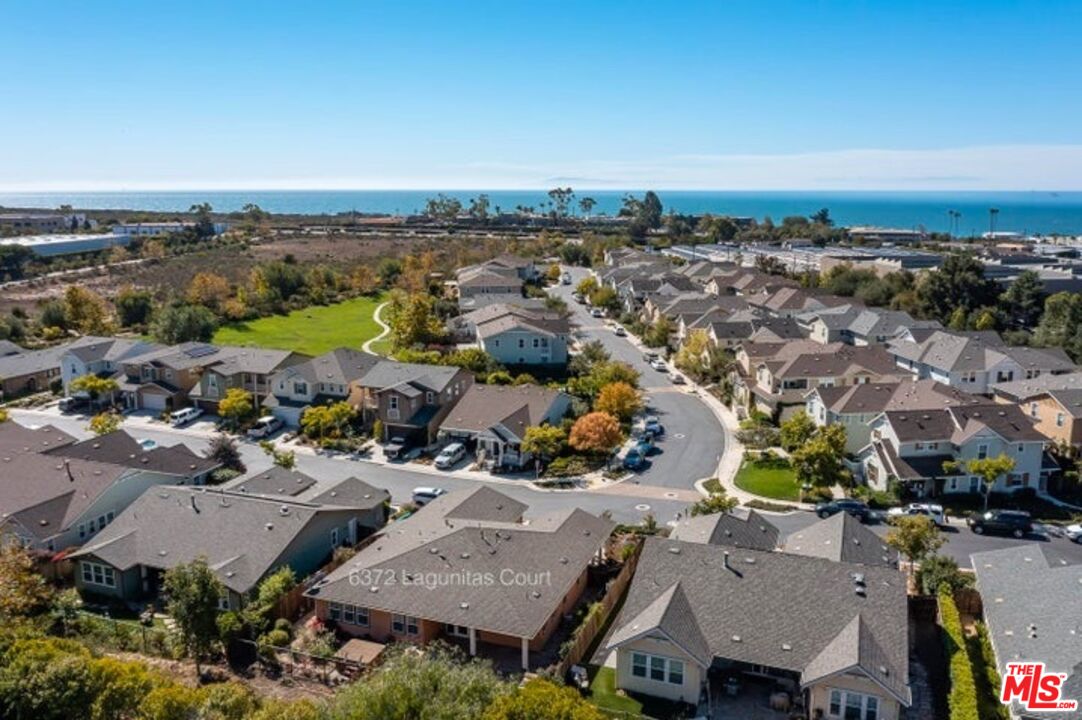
[88,411,122,436]
[575,276,598,297]
[1034,291,1082,361]
[186,272,232,311]
[779,411,817,452]
[162,558,224,674]
[916,554,974,596]
[482,678,606,720]
[791,425,851,488]
[886,515,945,578]
[189,202,216,237]
[152,304,217,344]
[578,197,597,218]
[966,454,1016,510]
[468,194,491,221]
[301,401,356,441]
[0,408,8,423]
[674,330,711,377]
[594,381,642,422]
[114,285,154,327]
[587,286,619,312]
[545,263,562,284]
[261,441,296,469]
[690,490,738,517]
[0,544,53,619]
[423,194,463,220]
[0,638,100,720]
[999,270,1045,329]
[350,265,379,295]
[568,412,623,455]
[521,424,567,464]
[217,388,253,430]
[205,433,245,472]
[386,291,445,350]
[642,316,673,348]
[547,187,575,222]
[70,374,119,409]
[63,286,114,334]
[916,254,998,324]
[698,214,739,243]
[809,208,833,226]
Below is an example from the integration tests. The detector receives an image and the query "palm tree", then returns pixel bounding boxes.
[989,207,1000,238]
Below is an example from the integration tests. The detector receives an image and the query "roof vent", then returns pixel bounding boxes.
[531,590,541,599]
[781,643,792,652]
[854,586,867,597]
[731,635,742,643]
[460,552,470,559]
[279,505,290,516]
[460,602,469,609]
[879,665,889,676]
[158,550,167,556]
[744,557,755,565]
[265,522,274,531]
[668,546,681,555]
[369,586,379,593]
[559,556,569,564]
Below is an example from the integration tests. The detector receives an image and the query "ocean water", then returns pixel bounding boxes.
[3,190,1082,235]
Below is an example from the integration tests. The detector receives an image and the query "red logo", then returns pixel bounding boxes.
[1001,662,1078,712]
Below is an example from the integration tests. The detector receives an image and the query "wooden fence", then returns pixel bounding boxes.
[553,539,642,680]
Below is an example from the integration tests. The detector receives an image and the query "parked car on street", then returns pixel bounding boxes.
[886,502,946,526]
[623,448,647,471]
[967,510,1033,538]
[590,308,604,318]
[412,486,447,506]
[247,415,283,439]
[642,351,659,363]
[613,326,627,337]
[670,372,686,385]
[169,406,204,427]
[815,498,872,522]
[650,358,667,371]
[1065,523,1082,543]
[643,416,664,437]
[434,442,466,469]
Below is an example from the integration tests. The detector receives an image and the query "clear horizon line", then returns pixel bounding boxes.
[2,187,1080,194]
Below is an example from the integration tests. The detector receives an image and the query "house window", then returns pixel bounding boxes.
[1017,444,1024,454]
[829,689,880,720]
[218,593,231,611]
[1030,402,1039,418]
[518,338,525,349]
[1057,413,1065,427]
[541,337,548,347]
[330,602,369,627]
[649,656,666,681]
[81,562,116,588]
[493,340,500,347]
[392,614,419,635]
[294,381,308,395]
[331,528,340,548]
[668,659,684,685]
[631,652,684,685]
[928,442,938,450]
[632,653,647,678]
[389,396,398,410]
[445,624,469,638]
[79,524,86,539]
[426,391,434,404]
[977,444,988,460]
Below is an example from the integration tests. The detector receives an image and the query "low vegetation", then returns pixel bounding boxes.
[734,453,801,501]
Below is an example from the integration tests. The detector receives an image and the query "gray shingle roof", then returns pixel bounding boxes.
[308,488,613,639]
[972,545,1082,720]
[357,360,463,395]
[670,509,780,551]
[46,430,219,478]
[0,422,76,455]
[993,371,1082,403]
[606,538,910,704]
[440,384,566,440]
[272,347,381,387]
[233,467,318,497]
[783,513,899,568]
[444,486,527,523]
[607,582,713,667]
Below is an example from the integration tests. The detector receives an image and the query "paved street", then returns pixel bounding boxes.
[554,267,728,490]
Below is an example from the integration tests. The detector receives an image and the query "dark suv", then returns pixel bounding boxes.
[815,499,872,522]
[967,510,1033,538]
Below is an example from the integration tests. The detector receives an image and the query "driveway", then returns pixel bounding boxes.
[554,267,727,490]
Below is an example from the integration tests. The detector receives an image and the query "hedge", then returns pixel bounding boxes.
[939,589,980,720]
[969,623,1009,720]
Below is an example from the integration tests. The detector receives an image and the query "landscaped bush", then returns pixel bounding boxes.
[543,454,600,477]
[803,486,834,503]
[968,622,1009,720]
[939,590,980,720]
[743,499,797,512]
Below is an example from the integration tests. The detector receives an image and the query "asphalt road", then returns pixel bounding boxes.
[553,267,726,490]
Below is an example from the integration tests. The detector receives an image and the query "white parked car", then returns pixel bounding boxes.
[247,415,283,439]
[561,273,572,285]
[589,308,604,318]
[650,358,668,371]
[670,372,686,385]
[1065,523,1082,543]
[412,486,447,506]
[434,442,466,469]
[613,326,627,337]
[169,406,204,427]
[887,503,946,526]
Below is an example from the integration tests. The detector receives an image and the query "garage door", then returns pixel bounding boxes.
[142,393,167,411]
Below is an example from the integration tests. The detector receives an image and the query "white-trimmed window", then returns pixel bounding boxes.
[977,444,988,459]
[1057,413,1065,427]
[81,561,116,588]
[392,614,419,635]
[329,602,369,627]
[445,624,469,638]
[828,688,880,720]
[630,651,683,684]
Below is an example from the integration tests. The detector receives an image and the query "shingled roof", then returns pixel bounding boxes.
[46,430,219,479]
[670,509,780,551]
[783,513,899,568]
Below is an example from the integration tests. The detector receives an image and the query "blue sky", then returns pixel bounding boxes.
[3,0,1082,190]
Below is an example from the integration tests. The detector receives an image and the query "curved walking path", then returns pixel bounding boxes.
[362,301,391,354]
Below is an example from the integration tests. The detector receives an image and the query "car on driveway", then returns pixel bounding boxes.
[967,509,1033,538]
[887,502,946,526]
[58,394,90,413]
[649,358,667,371]
[572,293,585,304]
[434,442,466,469]
[1065,523,1082,543]
[384,436,411,460]
[169,406,204,427]
[247,415,283,439]
[815,498,872,522]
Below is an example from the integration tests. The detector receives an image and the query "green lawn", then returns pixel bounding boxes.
[734,456,801,501]
[587,666,691,719]
[213,294,386,356]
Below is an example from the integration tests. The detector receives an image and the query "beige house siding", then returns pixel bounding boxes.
[1028,396,1082,447]
[615,637,703,705]
[807,672,902,720]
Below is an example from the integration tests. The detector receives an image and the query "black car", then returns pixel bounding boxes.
[815,499,872,522]
[967,510,1033,538]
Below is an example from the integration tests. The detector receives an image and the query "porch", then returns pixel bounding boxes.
[708,667,803,720]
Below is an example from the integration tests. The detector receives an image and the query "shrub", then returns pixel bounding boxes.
[803,486,834,503]
[940,590,980,720]
[743,499,797,512]
[260,628,290,649]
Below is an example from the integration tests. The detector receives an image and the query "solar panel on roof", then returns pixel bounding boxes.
[184,345,218,358]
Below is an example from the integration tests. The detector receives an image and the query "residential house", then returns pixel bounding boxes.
[782,513,899,568]
[992,370,1082,404]
[746,287,849,319]
[669,509,780,551]
[806,380,978,454]
[971,545,1082,720]
[1022,389,1082,448]
[349,360,473,445]
[860,403,1049,496]
[0,424,217,552]
[0,336,104,398]
[467,305,570,367]
[438,384,571,469]
[306,487,614,671]
[189,347,309,413]
[70,477,389,608]
[641,293,719,326]
[888,330,1076,395]
[604,537,910,715]
[46,429,219,485]
[264,347,382,427]
[483,254,538,281]
[457,264,524,305]
[706,269,799,298]
[804,307,940,346]
[60,337,163,391]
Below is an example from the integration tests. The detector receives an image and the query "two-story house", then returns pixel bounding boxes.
[860,403,1049,496]
[349,360,473,445]
[457,265,524,306]
[804,308,940,347]
[263,347,381,426]
[61,337,163,392]
[189,347,309,413]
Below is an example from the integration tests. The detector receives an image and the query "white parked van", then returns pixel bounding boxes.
[412,486,447,506]
[434,442,466,469]
[169,406,204,427]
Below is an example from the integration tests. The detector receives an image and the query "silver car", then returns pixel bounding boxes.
[434,442,466,469]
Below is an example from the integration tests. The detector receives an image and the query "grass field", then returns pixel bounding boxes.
[733,456,801,501]
[213,294,386,356]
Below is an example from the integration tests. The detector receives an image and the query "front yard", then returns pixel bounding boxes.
[587,666,691,719]
[733,455,801,501]
[213,293,385,356]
